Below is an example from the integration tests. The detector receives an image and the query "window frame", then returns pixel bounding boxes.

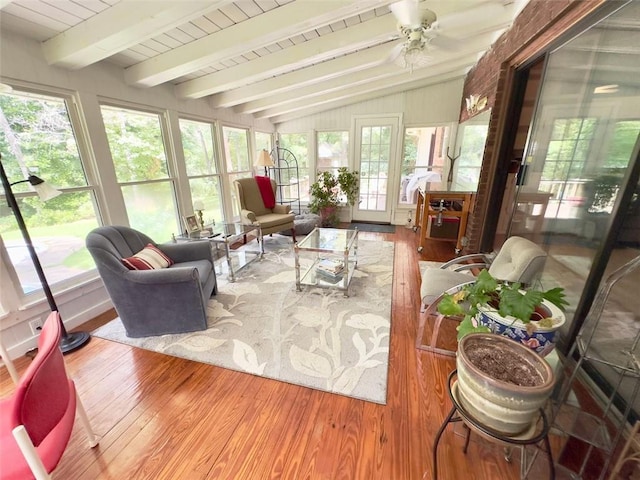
[398,123,453,207]
[0,84,103,307]
[99,101,181,240]
[220,123,252,219]
[178,116,225,227]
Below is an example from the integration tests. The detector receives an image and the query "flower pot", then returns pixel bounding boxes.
[319,206,339,227]
[476,299,566,356]
[456,333,555,436]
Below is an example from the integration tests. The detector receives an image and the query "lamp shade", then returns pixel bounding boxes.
[31,177,62,201]
[255,149,275,168]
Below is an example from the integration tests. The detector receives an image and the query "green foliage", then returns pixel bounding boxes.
[279,133,309,170]
[498,287,544,321]
[1,93,91,228]
[436,269,568,341]
[402,134,418,176]
[308,168,359,215]
[102,107,169,182]
[456,315,491,338]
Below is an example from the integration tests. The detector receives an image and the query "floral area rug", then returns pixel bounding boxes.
[92,235,394,404]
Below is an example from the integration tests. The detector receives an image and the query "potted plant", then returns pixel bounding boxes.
[308,167,359,227]
[437,269,569,355]
[437,270,568,435]
[456,333,556,435]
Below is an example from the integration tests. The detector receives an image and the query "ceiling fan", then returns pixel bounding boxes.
[388,0,438,71]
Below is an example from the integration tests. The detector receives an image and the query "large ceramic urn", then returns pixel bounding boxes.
[456,333,555,435]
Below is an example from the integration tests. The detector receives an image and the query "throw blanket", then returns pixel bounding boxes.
[255,175,275,209]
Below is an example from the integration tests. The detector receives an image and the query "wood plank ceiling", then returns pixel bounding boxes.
[0,0,526,124]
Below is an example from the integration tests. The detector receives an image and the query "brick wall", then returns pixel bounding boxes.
[461,0,605,252]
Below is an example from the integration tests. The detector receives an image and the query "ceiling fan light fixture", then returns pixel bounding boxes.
[405,43,423,64]
[389,1,438,72]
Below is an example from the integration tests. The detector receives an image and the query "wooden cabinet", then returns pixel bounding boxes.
[414,189,474,253]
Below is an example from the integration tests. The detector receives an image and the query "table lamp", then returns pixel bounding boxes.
[255,149,275,176]
[193,200,205,228]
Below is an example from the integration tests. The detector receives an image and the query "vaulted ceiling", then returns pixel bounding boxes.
[0,0,528,124]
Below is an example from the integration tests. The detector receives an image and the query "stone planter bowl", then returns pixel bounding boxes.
[456,333,555,436]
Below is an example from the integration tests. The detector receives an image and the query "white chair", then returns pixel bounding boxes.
[420,236,548,310]
[417,236,548,356]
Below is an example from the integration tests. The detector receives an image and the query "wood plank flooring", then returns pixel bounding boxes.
[1,228,550,479]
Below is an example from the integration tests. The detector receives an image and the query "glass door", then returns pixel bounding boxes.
[352,116,400,223]
[509,0,640,419]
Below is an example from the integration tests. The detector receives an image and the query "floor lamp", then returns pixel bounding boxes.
[0,154,90,353]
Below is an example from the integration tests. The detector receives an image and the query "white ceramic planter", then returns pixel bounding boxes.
[456,333,555,435]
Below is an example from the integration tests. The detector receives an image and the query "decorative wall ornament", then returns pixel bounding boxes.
[465,95,488,116]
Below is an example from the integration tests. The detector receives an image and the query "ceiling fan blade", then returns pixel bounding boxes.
[386,42,405,63]
[430,34,462,51]
[389,0,423,27]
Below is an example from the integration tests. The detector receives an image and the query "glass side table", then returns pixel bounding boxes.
[176,222,263,282]
[294,227,358,297]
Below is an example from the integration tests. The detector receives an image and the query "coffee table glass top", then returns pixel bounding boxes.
[200,222,257,240]
[296,227,358,252]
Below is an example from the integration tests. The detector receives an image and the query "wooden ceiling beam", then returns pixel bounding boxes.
[269,68,469,125]
[175,14,396,99]
[209,43,393,109]
[238,31,498,114]
[257,55,478,120]
[42,1,232,69]
[125,1,395,87]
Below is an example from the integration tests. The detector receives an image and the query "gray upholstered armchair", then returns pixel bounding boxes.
[86,226,217,338]
[234,177,296,240]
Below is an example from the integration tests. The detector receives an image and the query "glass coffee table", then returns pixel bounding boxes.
[177,222,263,282]
[294,227,358,296]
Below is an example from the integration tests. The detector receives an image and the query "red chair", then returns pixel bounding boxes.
[0,312,98,480]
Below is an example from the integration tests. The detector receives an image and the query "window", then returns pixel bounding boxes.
[455,121,489,191]
[255,131,272,157]
[540,117,597,218]
[279,133,309,202]
[399,126,449,205]
[317,131,349,174]
[101,105,178,241]
[222,125,251,216]
[0,89,100,296]
[180,118,223,226]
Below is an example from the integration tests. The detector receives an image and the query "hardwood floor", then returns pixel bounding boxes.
[1,228,548,479]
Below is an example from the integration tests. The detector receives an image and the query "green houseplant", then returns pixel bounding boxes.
[440,269,569,435]
[308,168,359,227]
[437,269,569,353]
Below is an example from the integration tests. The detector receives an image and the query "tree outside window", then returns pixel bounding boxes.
[317,131,348,175]
[455,123,488,191]
[101,105,178,241]
[255,131,272,162]
[0,90,100,297]
[180,118,223,226]
[279,133,309,202]
[222,125,252,216]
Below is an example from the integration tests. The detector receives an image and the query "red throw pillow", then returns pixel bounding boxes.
[122,244,174,270]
